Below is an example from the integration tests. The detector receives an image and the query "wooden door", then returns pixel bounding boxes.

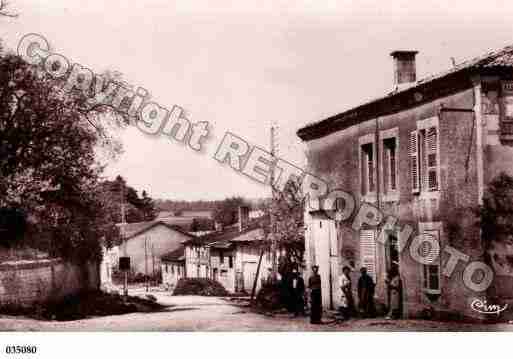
[311,217,338,310]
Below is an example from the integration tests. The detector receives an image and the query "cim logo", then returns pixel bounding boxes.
[471,299,508,315]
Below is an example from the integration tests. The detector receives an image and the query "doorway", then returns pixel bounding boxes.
[385,232,400,272]
[311,216,338,310]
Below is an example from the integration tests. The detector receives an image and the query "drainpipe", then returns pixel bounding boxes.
[472,76,485,206]
[375,117,381,215]
[375,116,381,290]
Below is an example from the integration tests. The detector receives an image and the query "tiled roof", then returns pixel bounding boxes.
[183,222,265,247]
[161,246,185,262]
[208,240,233,249]
[297,44,513,140]
[117,220,196,240]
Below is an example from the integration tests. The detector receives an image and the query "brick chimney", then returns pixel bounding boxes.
[390,50,418,88]
[238,206,249,232]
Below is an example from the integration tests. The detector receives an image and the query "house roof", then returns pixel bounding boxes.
[117,220,196,240]
[208,240,233,250]
[183,222,265,247]
[161,246,185,262]
[297,44,513,141]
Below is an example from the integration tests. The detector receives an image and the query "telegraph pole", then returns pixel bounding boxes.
[120,180,128,297]
[270,124,279,279]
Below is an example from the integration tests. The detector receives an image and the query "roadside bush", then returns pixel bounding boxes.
[0,290,166,321]
[173,278,229,296]
[111,269,161,285]
[254,283,284,311]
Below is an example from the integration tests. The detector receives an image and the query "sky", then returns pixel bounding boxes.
[2,0,513,200]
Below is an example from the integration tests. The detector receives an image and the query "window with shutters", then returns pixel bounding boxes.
[383,137,398,192]
[421,228,441,294]
[409,130,420,193]
[359,229,377,281]
[410,123,439,193]
[360,143,375,195]
[424,127,439,191]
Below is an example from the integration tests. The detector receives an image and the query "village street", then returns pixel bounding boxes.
[0,291,512,331]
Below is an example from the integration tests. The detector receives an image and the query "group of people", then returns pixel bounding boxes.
[282,265,402,324]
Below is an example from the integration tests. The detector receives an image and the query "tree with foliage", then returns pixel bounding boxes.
[213,196,248,227]
[263,179,305,277]
[140,190,156,221]
[0,50,125,261]
[477,172,513,249]
[0,0,16,18]
[100,176,156,224]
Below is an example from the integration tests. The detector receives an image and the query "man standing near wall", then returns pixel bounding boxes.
[308,265,322,324]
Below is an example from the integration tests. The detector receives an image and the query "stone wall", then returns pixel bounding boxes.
[0,258,99,307]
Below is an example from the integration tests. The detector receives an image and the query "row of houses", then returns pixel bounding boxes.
[296,45,513,320]
[161,209,273,294]
[101,208,274,295]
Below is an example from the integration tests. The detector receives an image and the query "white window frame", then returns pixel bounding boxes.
[418,221,442,295]
[359,134,376,200]
[380,127,399,202]
[416,116,441,194]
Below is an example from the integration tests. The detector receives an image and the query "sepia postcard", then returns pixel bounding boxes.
[0,1,512,357]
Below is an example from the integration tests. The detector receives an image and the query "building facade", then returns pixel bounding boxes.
[297,46,513,320]
[183,221,272,294]
[184,238,211,279]
[118,221,195,276]
[161,247,186,291]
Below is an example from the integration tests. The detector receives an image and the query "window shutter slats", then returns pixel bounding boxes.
[422,229,441,292]
[409,131,420,193]
[360,229,376,281]
[426,127,438,191]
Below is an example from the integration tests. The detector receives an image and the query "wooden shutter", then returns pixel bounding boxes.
[389,145,397,190]
[360,229,377,281]
[409,131,420,193]
[426,127,438,191]
[367,145,374,192]
[420,230,440,264]
[422,230,440,291]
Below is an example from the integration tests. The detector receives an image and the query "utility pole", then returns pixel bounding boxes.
[120,180,128,297]
[269,124,279,280]
[151,243,155,285]
[145,237,149,292]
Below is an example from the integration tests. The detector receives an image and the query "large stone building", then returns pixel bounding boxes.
[117,220,195,276]
[297,46,513,320]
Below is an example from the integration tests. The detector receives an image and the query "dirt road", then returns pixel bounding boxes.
[0,291,511,331]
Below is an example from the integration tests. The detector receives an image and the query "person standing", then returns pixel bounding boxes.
[308,265,322,324]
[338,266,355,319]
[291,268,305,316]
[357,267,376,318]
[385,266,402,319]
[264,267,273,287]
